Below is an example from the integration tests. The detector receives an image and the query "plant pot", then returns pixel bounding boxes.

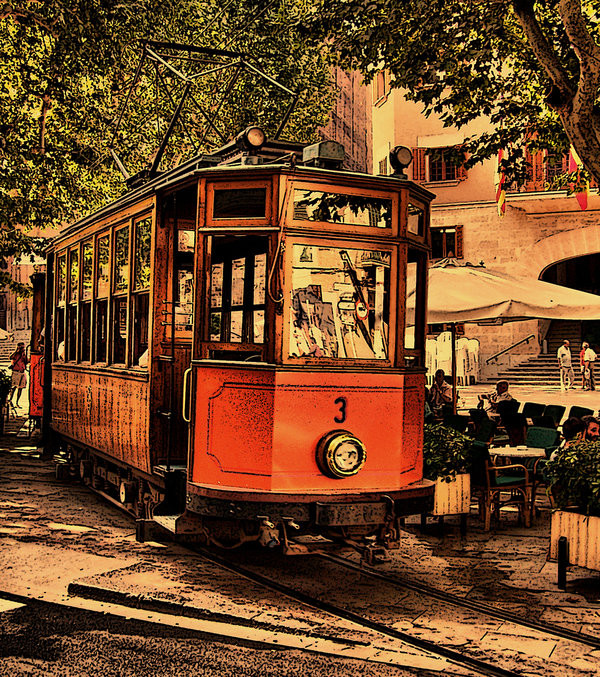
[549,509,600,571]
[432,473,471,516]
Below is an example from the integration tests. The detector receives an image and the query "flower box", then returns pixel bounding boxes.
[549,510,600,571]
[432,473,471,516]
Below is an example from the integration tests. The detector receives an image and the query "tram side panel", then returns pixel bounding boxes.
[189,365,423,494]
[51,368,151,474]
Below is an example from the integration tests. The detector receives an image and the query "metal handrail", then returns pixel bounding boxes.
[485,334,536,365]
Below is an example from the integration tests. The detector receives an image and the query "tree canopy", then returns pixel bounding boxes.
[305,0,600,185]
[0,0,334,293]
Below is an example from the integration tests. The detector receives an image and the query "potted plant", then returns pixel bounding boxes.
[423,423,473,516]
[545,441,600,575]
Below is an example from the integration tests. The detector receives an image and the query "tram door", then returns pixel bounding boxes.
[154,187,197,466]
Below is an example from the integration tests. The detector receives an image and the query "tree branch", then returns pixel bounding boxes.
[511,0,576,106]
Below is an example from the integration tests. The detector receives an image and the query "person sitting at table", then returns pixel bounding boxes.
[477,380,513,420]
[427,369,453,418]
[578,415,600,442]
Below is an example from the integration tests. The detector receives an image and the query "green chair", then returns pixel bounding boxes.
[542,405,566,428]
[470,442,532,531]
[567,405,594,420]
[521,402,546,419]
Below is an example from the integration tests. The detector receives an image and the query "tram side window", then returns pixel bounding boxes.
[208,235,267,359]
[404,247,427,367]
[80,240,93,362]
[55,253,66,360]
[112,226,129,365]
[66,248,79,361]
[95,234,110,363]
[133,216,151,366]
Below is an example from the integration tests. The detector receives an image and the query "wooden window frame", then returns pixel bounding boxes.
[111,223,131,366]
[201,233,269,361]
[290,180,399,237]
[411,146,467,183]
[431,225,463,260]
[205,179,273,228]
[281,236,398,368]
[93,230,111,365]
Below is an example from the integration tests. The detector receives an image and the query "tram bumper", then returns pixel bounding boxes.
[314,480,434,526]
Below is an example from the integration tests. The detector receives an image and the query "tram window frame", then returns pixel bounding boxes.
[54,252,67,361]
[403,246,428,368]
[291,182,399,237]
[111,224,131,366]
[94,231,111,364]
[283,237,397,367]
[132,215,152,368]
[206,180,272,228]
[79,239,93,363]
[202,234,269,361]
[66,246,79,362]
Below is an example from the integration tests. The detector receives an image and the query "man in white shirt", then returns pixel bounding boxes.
[557,339,574,391]
[583,342,597,391]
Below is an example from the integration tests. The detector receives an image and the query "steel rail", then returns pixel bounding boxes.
[193,546,520,677]
[319,552,600,650]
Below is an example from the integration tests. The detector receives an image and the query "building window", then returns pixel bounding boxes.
[412,147,467,183]
[378,157,388,176]
[431,226,463,259]
[373,70,390,103]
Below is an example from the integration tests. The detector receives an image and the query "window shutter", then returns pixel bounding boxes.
[456,164,468,181]
[455,225,464,259]
[412,148,426,181]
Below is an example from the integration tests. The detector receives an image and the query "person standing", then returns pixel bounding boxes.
[9,342,28,407]
[583,342,597,391]
[557,339,575,391]
[579,342,587,389]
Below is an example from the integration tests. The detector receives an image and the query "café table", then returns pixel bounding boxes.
[490,445,546,461]
[489,445,546,521]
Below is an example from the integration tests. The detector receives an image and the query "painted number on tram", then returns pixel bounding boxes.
[334,397,347,423]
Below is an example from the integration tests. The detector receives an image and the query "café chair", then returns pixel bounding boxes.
[524,426,561,512]
[567,405,594,420]
[470,443,533,531]
[521,402,546,420]
[443,412,470,433]
[542,404,565,428]
[531,415,557,429]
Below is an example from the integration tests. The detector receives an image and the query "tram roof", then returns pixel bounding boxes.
[52,150,435,246]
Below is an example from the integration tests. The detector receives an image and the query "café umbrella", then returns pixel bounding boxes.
[406,258,600,412]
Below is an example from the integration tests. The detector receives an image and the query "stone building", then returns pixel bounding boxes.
[371,74,600,378]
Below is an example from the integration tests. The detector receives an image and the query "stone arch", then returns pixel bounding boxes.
[523,225,600,278]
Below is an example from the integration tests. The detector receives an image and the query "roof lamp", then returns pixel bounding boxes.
[389,145,413,178]
[236,126,266,152]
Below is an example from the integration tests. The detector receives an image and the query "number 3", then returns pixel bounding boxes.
[334,397,347,423]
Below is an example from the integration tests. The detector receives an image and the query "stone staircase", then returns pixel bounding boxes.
[490,354,568,387]
[0,340,16,362]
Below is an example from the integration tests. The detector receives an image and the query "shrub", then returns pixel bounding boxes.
[423,423,474,481]
[0,369,11,403]
[545,441,600,516]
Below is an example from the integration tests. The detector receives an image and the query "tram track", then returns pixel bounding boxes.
[318,551,600,650]
[193,545,532,677]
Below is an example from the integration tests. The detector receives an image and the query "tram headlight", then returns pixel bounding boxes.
[236,126,266,152]
[389,145,413,178]
[316,430,366,479]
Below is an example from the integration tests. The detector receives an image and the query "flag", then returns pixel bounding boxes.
[568,145,588,210]
[494,148,506,217]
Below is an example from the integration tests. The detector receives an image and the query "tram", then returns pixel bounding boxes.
[42,128,434,558]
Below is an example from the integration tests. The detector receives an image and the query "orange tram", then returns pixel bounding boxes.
[41,128,435,558]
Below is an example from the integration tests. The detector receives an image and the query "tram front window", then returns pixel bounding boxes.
[206,235,267,360]
[288,244,390,360]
